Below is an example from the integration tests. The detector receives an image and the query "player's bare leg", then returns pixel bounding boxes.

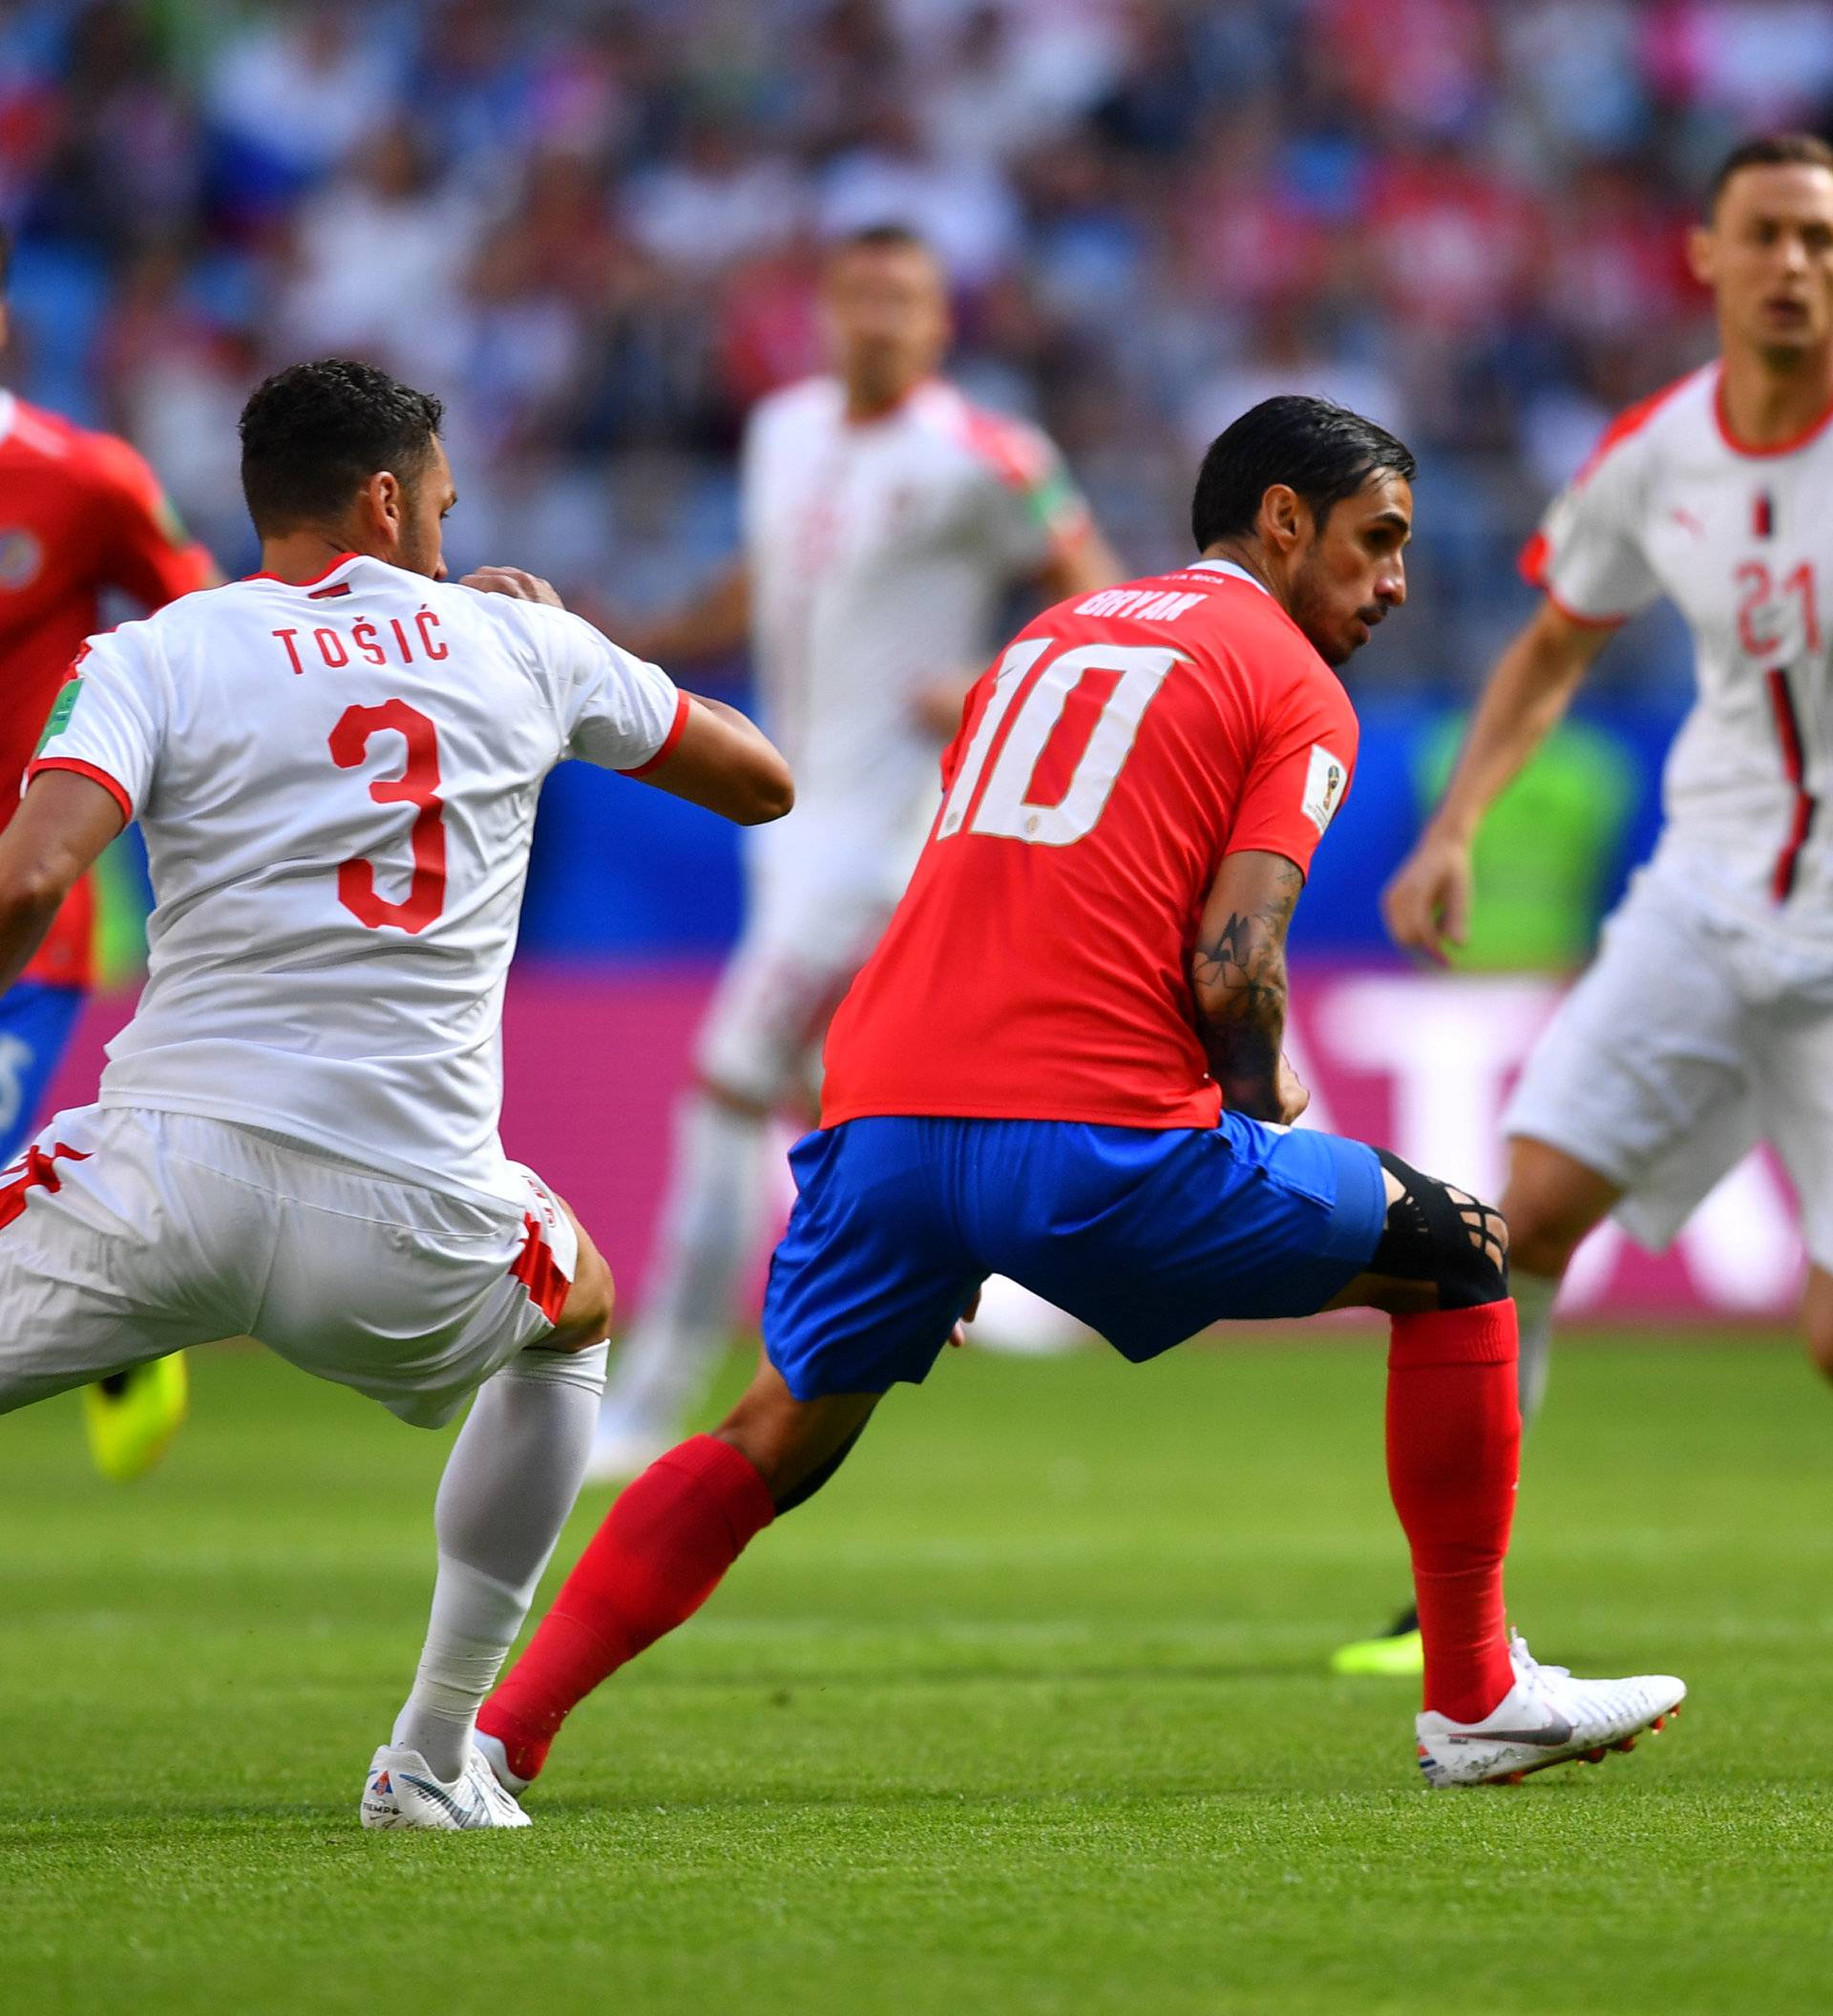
[588,1076,777,1480]
[480,1353,880,1790]
[1799,1265,1833,1383]
[368,1199,617,1831]
[1332,1135,1620,1677]
[1499,1135,1624,1420]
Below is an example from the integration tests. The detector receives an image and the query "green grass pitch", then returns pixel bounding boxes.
[4,1333,1832,2014]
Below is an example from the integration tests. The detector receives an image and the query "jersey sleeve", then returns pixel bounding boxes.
[545,607,689,774]
[1518,427,1661,626]
[23,630,166,825]
[86,432,218,610]
[970,413,1094,577]
[1224,664,1359,880]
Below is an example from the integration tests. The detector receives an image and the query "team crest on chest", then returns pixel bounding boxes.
[0,528,43,591]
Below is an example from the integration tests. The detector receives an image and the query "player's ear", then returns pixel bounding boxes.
[357,470,404,552]
[1687,220,1717,289]
[1257,483,1307,558]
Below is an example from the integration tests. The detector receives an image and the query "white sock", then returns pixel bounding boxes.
[1511,1270,1559,1430]
[391,1341,607,1781]
[599,1092,768,1438]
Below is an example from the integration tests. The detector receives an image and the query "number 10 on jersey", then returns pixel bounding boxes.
[938,638,1178,847]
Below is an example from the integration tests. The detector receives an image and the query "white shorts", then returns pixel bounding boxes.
[696,859,900,1110]
[1503,867,1833,1267]
[0,1104,579,1429]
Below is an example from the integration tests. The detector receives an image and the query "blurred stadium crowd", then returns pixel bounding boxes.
[5,0,1827,689]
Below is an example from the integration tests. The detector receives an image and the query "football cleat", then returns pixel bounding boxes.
[474,1731,531,1797]
[1330,1603,1423,1678]
[360,1744,532,1831]
[1415,1630,1686,1790]
[83,1354,189,1482]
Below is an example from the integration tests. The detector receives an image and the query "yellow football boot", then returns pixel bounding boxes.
[83,1354,189,1481]
[1330,1606,1424,1678]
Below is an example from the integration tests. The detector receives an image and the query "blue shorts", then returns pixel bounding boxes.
[763,1113,1389,1400]
[0,980,86,1165]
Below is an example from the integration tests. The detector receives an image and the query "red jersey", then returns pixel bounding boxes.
[820,560,1359,1129]
[0,389,216,985]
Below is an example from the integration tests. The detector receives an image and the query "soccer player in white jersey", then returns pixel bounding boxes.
[0,358,792,1828]
[1336,132,1833,1676]
[589,223,1123,1475]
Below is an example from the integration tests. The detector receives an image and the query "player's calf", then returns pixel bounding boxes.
[1800,1267,1833,1385]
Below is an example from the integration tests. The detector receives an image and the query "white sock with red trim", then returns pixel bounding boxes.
[598,1093,768,1440]
[390,1342,607,1781]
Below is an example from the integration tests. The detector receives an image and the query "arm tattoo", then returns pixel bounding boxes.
[1190,858,1302,1120]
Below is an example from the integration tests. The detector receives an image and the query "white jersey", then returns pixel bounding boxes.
[1528,362,1833,934]
[26,553,684,1206]
[741,374,1088,882]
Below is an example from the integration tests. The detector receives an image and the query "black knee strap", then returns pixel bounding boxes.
[1372,1148,1509,1309]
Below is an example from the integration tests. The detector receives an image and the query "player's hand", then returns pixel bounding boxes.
[1276,1053,1310,1124]
[461,565,565,609]
[1381,828,1473,966]
[911,677,974,740]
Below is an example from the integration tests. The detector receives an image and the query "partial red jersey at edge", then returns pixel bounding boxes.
[820,561,1359,1130]
[0,391,215,986]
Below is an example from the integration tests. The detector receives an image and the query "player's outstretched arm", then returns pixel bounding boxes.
[637,694,794,827]
[1190,848,1309,1125]
[0,770,125,994]
[580,561,751,666]
[1382,598,1613,964]
[1035,522,1127,602]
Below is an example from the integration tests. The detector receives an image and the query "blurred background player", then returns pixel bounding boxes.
[478,399,1686,1798]
[1338,132,1833,1677]
[586,223,1123,1478]
[0,357,792,1830]
[0,223,218,1482]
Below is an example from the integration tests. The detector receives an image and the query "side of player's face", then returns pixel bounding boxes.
[1288,473,1411,668]
[823,246,952,402]
[395,438,454,582]
[1693,165,1833,357]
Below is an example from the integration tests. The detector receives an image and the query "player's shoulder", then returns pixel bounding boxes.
[1567,366,1715,492]
[916,380,1060,488]
[1049,560,1339,704]
[8,395,164,501]
[745,374,843,444]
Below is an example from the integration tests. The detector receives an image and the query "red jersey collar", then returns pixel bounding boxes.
[1713,365,1833,459]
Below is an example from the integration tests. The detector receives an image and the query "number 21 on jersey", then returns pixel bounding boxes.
[938,637,1178,847]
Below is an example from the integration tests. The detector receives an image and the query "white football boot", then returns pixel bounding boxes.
[1415,1630,1686,1789]
[473,1731,531,1797]
[360,1743,533,1830]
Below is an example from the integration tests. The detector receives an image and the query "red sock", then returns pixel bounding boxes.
[1385,1301,1520,1724]
[478,1434,774,1782]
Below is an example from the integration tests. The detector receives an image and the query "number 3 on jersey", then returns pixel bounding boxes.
[938,638,1178,846]
[328,700,447,933]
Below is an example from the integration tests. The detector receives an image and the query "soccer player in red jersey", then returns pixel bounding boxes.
[477,397,1686,1794]
[0,224,219,1477]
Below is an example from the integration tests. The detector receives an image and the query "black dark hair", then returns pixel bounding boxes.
[832,221,935,259]
[239,358,445,535]
[1190,395,1416,551]
[1707,132,1833,216]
